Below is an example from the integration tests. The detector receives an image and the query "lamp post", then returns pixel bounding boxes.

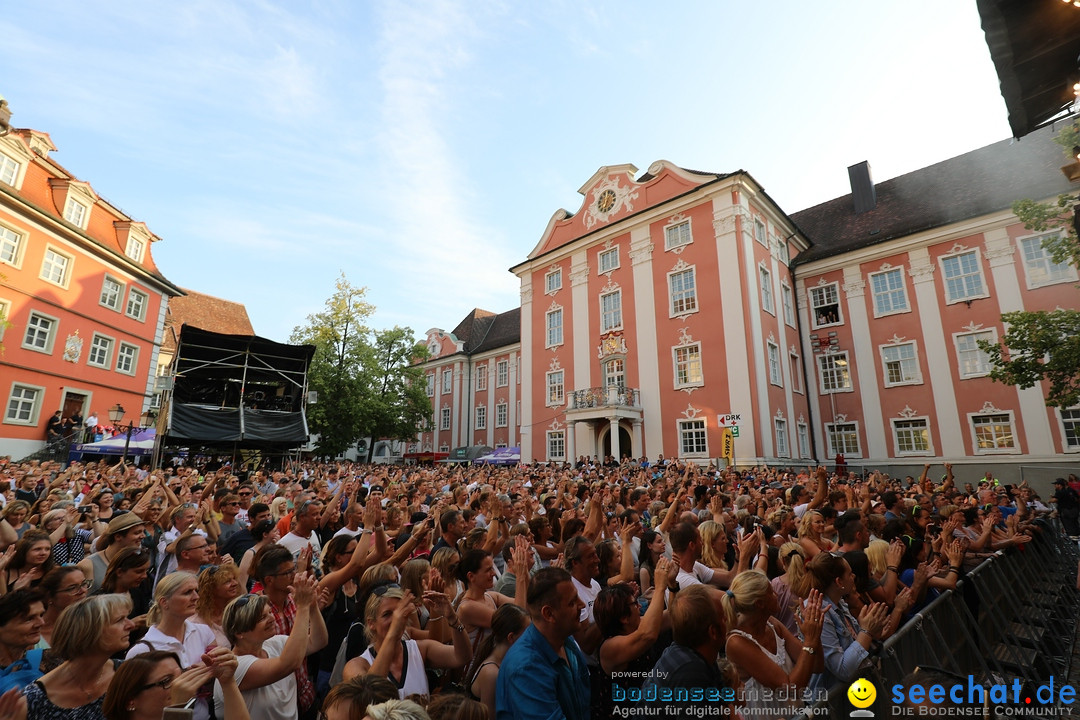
[107,403,155,465]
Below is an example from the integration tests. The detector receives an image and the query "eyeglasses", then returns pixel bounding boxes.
[238,491,253,497]
[139,675,176,692]
[225,502,240,506]
[233,594,257,608]
[267,566,296,578]
[185,543,209,551]
[58,579,93,594]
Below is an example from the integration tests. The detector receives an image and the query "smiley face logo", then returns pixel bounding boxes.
[847,677,876,709]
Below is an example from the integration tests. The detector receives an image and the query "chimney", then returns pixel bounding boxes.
[848,161,876,214]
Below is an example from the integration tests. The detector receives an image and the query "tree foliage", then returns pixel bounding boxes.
[358,327,432,462]
[290,273,431,458]
[985,125,1080,407]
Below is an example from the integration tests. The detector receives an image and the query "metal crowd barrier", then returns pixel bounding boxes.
[805,522,1080,715]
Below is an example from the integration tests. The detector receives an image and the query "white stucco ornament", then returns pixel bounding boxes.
[586,178,639,229]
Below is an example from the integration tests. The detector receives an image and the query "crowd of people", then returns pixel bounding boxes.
[0,453,1075,720]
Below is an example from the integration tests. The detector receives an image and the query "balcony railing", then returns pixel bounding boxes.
[568,385,641,410]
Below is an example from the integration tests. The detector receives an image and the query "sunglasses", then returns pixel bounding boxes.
[372,582,401,597]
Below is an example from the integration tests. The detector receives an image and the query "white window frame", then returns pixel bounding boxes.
[797,422,810,459]
[4,382,45,426]
[1018,231,1078,289]
[0,153,20,187]
[869,267,910,317]
[475,365,488,391]
[789,350,802,394]
[63,197,88,228]
[100,275,125,312]
[440,406,451,430]
[546,370,564,406]
[546,307,564,348]
[126,287,149,321]
[969,411,1017,454]
[116,342,138,375]
[677,418,709,457]
[759,264,774,314]
[22,310,58,355]
[1057,408,1080,452]
[495,402,508,428]
[809,282,843,329]
[0,223,23,268]
[475,405,487,430]
[825,421,862,457]
[767,341,782,386]
[598,247,620,274]
[496,360,509,387]
[673,343,704,389]
[439,443,450,453]
[40,245,73,288]
[664,219,692,251]
[774,418,789,457]
[939,249,989,304]
[892,417,932,456]
[600,290,622,332]
[87,333,115,369]
[753,218,768,247]
[781,283,795,327]
[426,374,434,397]
[441,369,452,394]
[817,352,852,394]
[668,265,698,317]
[545,268,563,294]
[953,329,996,379]
[880,341,922,387]
[125,235,145,263]
[604,357,625,388]
[547,430,566,460]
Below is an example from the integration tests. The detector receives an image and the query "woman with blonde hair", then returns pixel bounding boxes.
[430,547,463,601]
[217,572,327,720]
[722,570,824,719]
[798,510,833,560]
[25,594,136,718]
[195,564,244,647]
[771,542,807,633]
[341,585,471,698]
[699,521,730,571]
[126,572,216,720]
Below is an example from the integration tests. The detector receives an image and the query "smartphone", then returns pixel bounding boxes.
[78,505,93,514]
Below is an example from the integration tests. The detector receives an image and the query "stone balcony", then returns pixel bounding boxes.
[568,385,641,410]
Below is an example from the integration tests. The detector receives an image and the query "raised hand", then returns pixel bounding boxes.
[858,601,889,640]
[797,589,825,647]
[289,570,318,607]
[168,664,215,707]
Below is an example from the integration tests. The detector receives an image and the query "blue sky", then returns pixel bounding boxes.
[0,1,1011,343]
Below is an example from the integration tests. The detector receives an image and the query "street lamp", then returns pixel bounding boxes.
[107,403,156,465]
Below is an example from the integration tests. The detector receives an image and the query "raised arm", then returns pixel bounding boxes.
[237,573,317,691]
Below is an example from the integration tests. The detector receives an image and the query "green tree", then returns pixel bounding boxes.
[290,273,374,457]
[982,123,1080,407]
[358,326,432,462]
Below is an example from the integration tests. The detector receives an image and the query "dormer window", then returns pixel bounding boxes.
[126,235,145,262]
[63,197,88,228]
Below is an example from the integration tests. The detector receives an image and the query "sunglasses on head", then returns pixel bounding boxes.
[372,582,401,597]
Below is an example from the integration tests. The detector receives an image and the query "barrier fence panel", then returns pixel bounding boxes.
[805,523,1079,714]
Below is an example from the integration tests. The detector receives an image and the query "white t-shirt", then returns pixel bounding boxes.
[571,575,601,624]
[215,635,296,720]
[675,561,715,589]
[279,530,323,575]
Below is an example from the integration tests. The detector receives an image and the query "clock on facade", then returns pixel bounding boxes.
[597,189,617,213]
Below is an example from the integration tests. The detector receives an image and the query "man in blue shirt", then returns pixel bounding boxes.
[496,567,590,720]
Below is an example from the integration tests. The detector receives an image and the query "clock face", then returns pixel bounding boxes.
[597,189,616,213]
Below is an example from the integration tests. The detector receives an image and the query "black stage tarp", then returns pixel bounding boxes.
[166,325,314,446]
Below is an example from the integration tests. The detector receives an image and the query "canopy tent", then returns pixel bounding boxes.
[474,446,521,465]
[70,428,156,459]
[443,445,493,464]
[164,325,315,447]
